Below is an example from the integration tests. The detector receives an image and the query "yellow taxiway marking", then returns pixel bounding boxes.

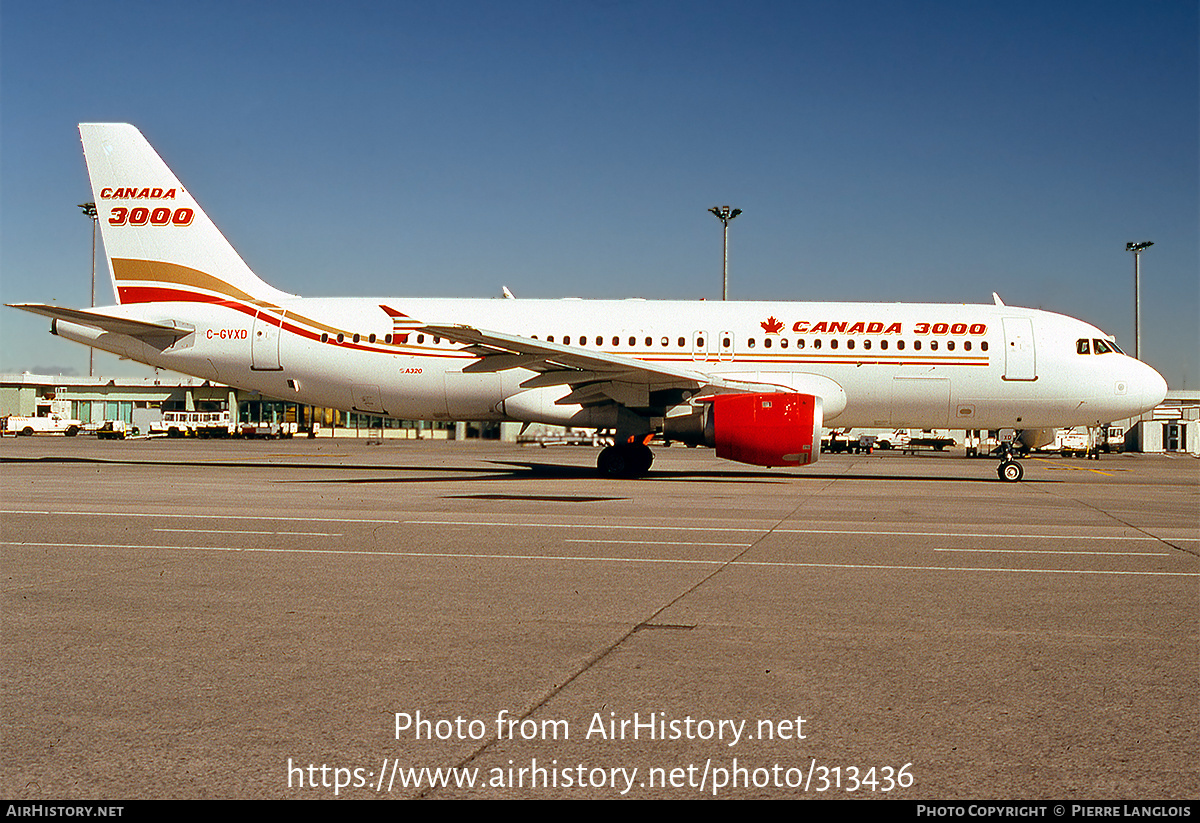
[1030,458,1129,477]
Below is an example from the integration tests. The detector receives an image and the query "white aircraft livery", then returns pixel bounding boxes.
[11,124,1169,480]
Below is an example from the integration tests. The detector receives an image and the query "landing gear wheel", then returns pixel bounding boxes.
[631,444,653,476]
[998,459,1024,482]
[597,443,654,478]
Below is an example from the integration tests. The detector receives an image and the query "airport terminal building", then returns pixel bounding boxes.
[1,372,1196,454]
[0,373,468,440]
[1118,389,1199,454]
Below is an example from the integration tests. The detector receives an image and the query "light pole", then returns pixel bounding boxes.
[1126,241,1153,360]
[79,202,98,377]
[708,205,741,300]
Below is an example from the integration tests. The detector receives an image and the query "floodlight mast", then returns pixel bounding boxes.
[79,202,98,377]
[1126,241,1153,360]
[708,205,742,300]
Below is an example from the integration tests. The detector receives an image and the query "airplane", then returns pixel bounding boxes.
[9,124,1169,481]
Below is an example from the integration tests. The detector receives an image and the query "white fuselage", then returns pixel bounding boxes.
[54,296,1167,432]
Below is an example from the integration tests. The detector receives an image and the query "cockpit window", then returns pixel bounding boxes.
[1079,337,1123,355]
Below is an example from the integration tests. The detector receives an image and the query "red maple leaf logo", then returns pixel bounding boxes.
[760,316,784,334]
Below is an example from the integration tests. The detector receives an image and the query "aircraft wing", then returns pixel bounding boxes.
[8,303,192,343]
[420,322,790,407]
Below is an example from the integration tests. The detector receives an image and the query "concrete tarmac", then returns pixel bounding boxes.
[2,438,1196,799]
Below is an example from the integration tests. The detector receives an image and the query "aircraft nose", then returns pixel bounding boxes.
[1129,359,1168,414]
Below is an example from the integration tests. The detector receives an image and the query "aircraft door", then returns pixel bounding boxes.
[251,310,284,371]
[1001,317,1036,381]
[691,330,711,361]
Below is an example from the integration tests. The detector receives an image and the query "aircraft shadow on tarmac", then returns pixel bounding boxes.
[281,461,791,485]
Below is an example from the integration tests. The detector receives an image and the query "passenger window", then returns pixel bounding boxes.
[947,341,955,351]
[930,340,938,351]
[748,338,756,348]
[780,338,788,349]
[813,339,821,349]
[796,338,805,349]
[764,338,772,349]
[830,339,838,349]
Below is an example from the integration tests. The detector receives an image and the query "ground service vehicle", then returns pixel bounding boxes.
[1,414,82,437]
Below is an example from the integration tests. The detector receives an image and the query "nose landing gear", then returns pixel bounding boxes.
[996,444,1024,482]
[998,459,1025,482]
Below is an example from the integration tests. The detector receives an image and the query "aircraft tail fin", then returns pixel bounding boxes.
[78,123,294,307]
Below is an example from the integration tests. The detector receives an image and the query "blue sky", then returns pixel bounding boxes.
[2,1,1196,387]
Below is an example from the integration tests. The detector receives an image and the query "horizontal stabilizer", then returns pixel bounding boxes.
[8,303,192,341]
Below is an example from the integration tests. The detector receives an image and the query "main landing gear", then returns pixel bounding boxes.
[597,443,654,478]
[996,444,1024,482]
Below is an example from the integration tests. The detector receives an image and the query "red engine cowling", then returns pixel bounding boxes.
[708,393,823,467]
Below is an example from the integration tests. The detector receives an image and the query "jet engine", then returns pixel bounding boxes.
[666,392,823,468]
